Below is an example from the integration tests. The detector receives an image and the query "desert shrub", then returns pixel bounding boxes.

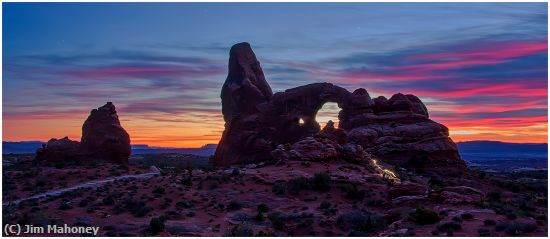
[428,176,444,190]
[409,207,440,225]
[272,182,286,195]
[311,172,331,191]
[452,216,462,223]
[152,187,165,195]
[35,177,47,187]
[78,198,91,207]
[176,200,194,209]
[478,228,491,236]
[257,203,269,213]
[337,211,385,233]
[149,216,166,235]
[485,190,502,202]
[230,168,241,177]
[504,223,522,236]
[226,223,254,236]
[227,200,244,211]
[340,183,365,201]
[102,196,115,206]
[287,177,310,195]
[180,176,192,187]
[123,198,152,217]
[268,212,286,230]
[460,212,474,220]
[484,219,496,226]
[437,221,461,233]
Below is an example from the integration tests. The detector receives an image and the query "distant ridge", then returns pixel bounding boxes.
[457,141,548,153]
[2,141,217,156]
[4,141,547,157]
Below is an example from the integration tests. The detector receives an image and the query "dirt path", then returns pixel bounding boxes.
[4,166,161,206]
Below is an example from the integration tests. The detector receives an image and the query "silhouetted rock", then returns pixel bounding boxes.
[221,42,272,123]
[36,137,81,161]
[212,43,466,173]
[80,102,131,164]
[316,120,347,145]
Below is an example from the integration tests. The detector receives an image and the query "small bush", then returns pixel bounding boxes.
[257,203,269,213]
[478,228,491,236]
[428,176,444,190]
[409,207,440,225]
[176,200,194,209]
[123,198,152,217]
[485,191,501,202]
[506,213,517,220]
[227,200,244,211]
[340,183,365,201]
[78,198,90,208]
[437,221,461,233]
[153,187,165,195]
[226,223,253,236]
[181,176,192,187]
[272,183,287,195]
[102,196,115,206]
[230,168,241,177]
[483,219,496,226]
[505,223,522,236]
[311,173,331,191]
[149,216,166,235]
[452,216,462,223]
[268,212,286,230]
[287,177,310,195]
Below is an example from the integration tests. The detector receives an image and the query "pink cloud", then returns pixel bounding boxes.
[63,65,224,79]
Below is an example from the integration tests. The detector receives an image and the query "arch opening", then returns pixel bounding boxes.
[315,102,341,129]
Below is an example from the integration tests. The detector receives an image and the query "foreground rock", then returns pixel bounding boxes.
[35,102,131,164]
[35,137,81,161]
[212,43,465,174]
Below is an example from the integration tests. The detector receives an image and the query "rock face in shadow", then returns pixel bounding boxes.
[35,102,131,164]
[80,102,131,164]
[36,137,81,161]
[221,42,273,124]
[212,42,466,173]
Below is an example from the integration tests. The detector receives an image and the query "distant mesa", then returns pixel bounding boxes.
[212,42,466,173]
[36,102,131,164]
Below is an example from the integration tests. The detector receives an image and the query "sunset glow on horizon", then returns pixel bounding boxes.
[3,3,548,148]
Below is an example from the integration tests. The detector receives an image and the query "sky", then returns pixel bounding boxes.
[3,2,548,147]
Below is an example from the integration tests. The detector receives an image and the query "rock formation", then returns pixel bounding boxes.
[35,137,81,161]
[212,42,466,173]
[80,102,131,164]
[35,102,131,164]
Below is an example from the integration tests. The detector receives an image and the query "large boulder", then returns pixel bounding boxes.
[80,102,131,164]
[36,137,81,161]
